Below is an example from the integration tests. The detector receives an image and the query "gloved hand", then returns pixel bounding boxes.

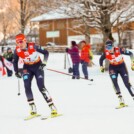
[39,61,47,70]
[15,72,22,78]
[131,62,134,71]
[100,66,105,73]
[89,56,93,60]
[65,48,68,52]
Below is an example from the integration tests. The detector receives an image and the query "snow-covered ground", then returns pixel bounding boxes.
[0,53,134,134]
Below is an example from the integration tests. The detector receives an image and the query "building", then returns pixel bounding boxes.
[31,10,102,47]
[31,8,134,53]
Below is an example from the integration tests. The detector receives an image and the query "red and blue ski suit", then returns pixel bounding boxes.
[13,43,53,106]
[99,47,134,97]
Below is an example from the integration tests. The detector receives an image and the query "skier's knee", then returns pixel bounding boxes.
[41,88,52,102]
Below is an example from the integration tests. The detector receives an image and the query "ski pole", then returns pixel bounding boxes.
[66,53,71,67]
[17,78,21,96]
[47,68,93,81]
[64,53,67,69]
[66,53,73,73]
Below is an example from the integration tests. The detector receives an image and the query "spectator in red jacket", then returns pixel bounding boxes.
[80,40,91,79]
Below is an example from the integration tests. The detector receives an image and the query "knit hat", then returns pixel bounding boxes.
[105,40,113,50]
[7,47,11,51]
[15,33,26,44]
[105,40,113,46]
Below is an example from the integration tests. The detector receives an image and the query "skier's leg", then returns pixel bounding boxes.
[109,69,120,94]
[120,64,134,97]
[109,67,124,104]
[35,68,57,115]
[23,70,36,114]
[6,67,12,77]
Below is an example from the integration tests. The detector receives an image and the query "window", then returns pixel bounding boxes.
[94,0,103,3]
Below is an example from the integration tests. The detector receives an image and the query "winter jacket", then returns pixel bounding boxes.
[80,44,91,63]
[3,52,13,62]
[67,45,80,63]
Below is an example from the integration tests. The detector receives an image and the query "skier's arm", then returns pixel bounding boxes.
[120,48,134,60]
[120,48,134,70]
[35,45,49,64]
[99,53,106,72]
[13,50,19,73]
[99,53,106,67]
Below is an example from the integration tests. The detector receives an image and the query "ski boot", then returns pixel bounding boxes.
[116,102,128,109]
[24,103,40,120]
[49,104,59,117]
[72,76,75,79]
[76,76,80,79]
[29,103,37,114]
[41,109,61,120]
[85,76,88,79]
[116,95,128,109]
[51,109,58,117]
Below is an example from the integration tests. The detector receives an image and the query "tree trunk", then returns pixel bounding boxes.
[20,0,25,33]
[100,8,113,71]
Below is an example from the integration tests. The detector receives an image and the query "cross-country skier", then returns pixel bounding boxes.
[13,33,58,118]
[99,40,134,108]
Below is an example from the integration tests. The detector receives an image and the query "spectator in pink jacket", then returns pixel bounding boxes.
[66,41,80,79]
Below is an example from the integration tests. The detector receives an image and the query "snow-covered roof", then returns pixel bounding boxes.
[31,10,73,22]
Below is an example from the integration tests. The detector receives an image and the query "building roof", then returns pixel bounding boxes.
[31,5,134,25]
[31,10,73,22]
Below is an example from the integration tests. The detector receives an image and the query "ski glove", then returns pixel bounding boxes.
[100,66,105,73]
[15,72,22,78]
[65,48,69,52]
[131,58,134,70]
[131,62,134,71]
[39,61,47,70]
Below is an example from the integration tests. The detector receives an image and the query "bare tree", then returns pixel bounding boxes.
[0,0,133,45]
[0,0,63,44]
[35,0,133,70]
[17,0,42,33]
[37,0,134,44]
[0,0,17,45]
[0,12,8,46]
[4,0,44,34]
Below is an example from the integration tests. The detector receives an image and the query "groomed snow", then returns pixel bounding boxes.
[0,53,134,134]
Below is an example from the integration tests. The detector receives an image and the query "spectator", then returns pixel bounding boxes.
[66,41,80,79]
[3,47,13,77]
[80,40,92,79]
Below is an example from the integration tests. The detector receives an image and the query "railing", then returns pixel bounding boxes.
[44,46,67,53]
